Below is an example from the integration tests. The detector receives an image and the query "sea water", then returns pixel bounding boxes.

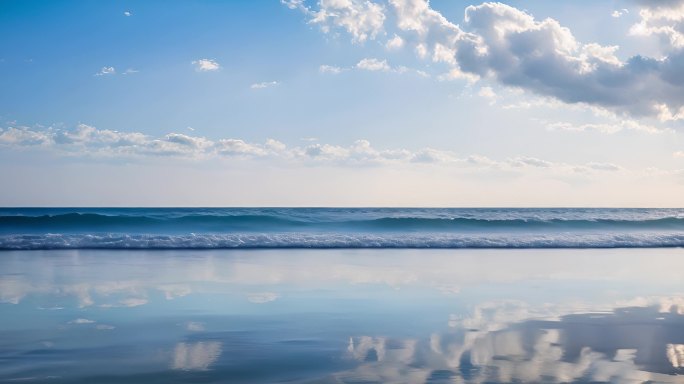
[1,209,683,383]
[1,208,683,249]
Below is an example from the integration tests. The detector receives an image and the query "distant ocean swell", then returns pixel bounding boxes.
[1,209,682,249]
[1,233,683,250]
[2,213,684,231]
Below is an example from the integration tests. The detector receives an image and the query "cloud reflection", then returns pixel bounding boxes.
[171,341,222,371]
[341,301,684,383]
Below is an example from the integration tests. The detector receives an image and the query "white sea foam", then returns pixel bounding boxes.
[0,232,682,249]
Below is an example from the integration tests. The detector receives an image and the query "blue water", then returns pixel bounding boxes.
[0,208,683,249]
[2,248,684,383]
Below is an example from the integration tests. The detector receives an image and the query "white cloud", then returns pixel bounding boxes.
[286,0,684,120]
[674,151,684,158]
[250,81,279,89]
[96,324,115,330]
[309,0,386,43]
[629,1,684,48]
[322,59,420,75]
[544,118,666,134]
[122,68,138,75]
[611,9,628,18]
[386,34,404,49]
[356,57,391,71]
[585,162,622,172]
[95,66,115,76]
[123,10,132,17]
[192,59,220,72]
[477,86,496,103]
[0,124,638,176]
[319,64,344,74]
[215,139,268,157]
[0,127,52,146]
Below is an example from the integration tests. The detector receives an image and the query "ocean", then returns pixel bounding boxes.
[1,207,683,249]
[1,208,683,383]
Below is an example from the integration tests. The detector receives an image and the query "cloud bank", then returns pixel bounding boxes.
[0,124,625,174]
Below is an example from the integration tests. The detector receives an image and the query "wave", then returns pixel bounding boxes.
[1,232,683,249]
[2,213,684,232]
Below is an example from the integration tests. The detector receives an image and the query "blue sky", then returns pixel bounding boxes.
[1,0,683,206]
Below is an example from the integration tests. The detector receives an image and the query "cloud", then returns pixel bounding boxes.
[386,34,404,49]
[122,68,138,75]
[0,124,636,175]
[675,151,684,158]
[585,162,622,171]
[322,58,418,75]
[123,10,132,17]
[356,58,391,71]
[192,59,220,72]
[0,127,52,146]
[95,66,115,76]
[612,9,628,18]
[544,119,665,134]
[286,0,684,120]
[250,81,279,89]
[477,86,497,103]
[629,0,684,48]
[309,0,386,43]
[319,64,345,74]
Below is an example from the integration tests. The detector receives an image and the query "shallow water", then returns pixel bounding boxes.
[1,248,683,383]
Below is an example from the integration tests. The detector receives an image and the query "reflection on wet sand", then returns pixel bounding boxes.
[341,302,684,383]
[1,249,683,383]
[172,341,223,371]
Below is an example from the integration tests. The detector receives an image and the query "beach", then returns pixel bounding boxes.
[2,248,683,383]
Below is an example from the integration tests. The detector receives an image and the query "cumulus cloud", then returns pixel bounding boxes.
[192,58,220,72]
[250,81,279,89]
[386,34,404,49]
[0,127,52,146]
[309,0,386,43]
[629,0,684,48]
[285,0,684,120]
[123,10,132,17]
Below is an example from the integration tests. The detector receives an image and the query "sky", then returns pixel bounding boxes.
[1,0,683,207]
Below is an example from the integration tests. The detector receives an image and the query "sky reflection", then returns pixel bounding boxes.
[0,249,683,383]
